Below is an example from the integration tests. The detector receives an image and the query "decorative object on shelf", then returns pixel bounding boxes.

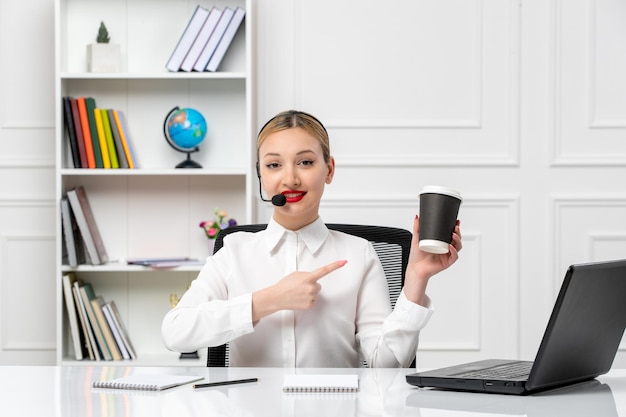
[163,106,207,168]
[87,21,121,73]
[200,208,237,255]
[200,208,237,238]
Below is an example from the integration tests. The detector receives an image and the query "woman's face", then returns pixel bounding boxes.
[258,127,334,230]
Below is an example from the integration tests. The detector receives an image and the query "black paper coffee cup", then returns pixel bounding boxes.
[418,186,462,254]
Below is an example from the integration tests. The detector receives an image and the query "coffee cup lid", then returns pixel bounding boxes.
[419,185,462,201]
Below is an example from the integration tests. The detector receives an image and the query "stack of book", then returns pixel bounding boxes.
[62,96,137,169]
[166,5,246,72]
[61,185,108,267]
[62,273,136,361]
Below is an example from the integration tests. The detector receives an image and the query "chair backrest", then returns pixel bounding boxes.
[207,223,412,367]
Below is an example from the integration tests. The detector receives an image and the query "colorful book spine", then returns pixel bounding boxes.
[70,99,87,168]
[85,97,103,168]
[62,96,81,168]
[113,110,135,169]
[107,109,128,169]
[93,109,111,168]
[100,109,119,168]
[79,283,112,360]
[77,97,96,168]
[116,111,138,169]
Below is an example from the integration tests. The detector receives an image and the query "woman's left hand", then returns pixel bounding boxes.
[403,215,462,305]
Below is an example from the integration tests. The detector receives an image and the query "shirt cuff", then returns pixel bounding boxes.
[228,292,255,337]
[393,291,434,329]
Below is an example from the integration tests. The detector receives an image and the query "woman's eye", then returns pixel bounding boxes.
[265,162,280,169]
[299,160,314,166]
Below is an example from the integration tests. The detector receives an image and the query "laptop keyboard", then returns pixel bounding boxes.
[452,361,533,380]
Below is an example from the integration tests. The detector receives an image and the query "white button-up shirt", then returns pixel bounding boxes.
[161,217,434,367]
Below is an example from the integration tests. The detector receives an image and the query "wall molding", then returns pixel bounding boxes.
[1,233,55,351]
[291,0,520,167]
[550,0,626,166]
[552,195,626,293]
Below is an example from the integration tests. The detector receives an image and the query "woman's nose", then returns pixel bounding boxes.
[282,167,299,187]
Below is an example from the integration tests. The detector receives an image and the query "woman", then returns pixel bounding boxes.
[161,110,462,367]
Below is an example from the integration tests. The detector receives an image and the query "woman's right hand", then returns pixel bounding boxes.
[251,259,347,322]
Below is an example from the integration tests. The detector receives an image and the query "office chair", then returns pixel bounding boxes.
[206,223,413,367]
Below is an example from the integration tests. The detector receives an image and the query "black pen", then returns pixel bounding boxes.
[193,378,258,389]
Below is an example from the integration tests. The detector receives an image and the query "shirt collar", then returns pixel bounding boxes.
[265,217,329,254]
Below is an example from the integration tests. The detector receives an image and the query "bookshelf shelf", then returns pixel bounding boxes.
[60,167,248,176]
[61,72,247,80]
[55,0,253,366]
[61,263,205,273]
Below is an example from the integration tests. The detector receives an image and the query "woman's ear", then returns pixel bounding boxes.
[325,157,336,184]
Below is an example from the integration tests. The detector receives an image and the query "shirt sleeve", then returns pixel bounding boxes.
[355,244,434,367]
[160,248,255,353]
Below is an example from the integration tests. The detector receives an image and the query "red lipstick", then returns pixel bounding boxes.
[281,190,306,203]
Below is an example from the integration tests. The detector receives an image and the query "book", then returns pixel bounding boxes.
[60,197,84,267]
[103,300,136,359]
[126,257,202,267]
[62,273,85,360]
[165,5,211,72]
[107,109,128,168]
[115,110,139,168]
[193,7,235,72]
[112,110,135,169]
[62,96,80,168]
[180,7,222,72]
[77,97,96,168]
[85,97,104,168]
[79,283,112,360]
[73,279,98,360]
[205,7,245,72]
[282,374,359,393]
[101,302,131,359]
[92,374,204,391]
[100,109,119,168]
[66,186,108,265]
[91,296,123,360]
[70,98,87,168]
[93,107,111,168]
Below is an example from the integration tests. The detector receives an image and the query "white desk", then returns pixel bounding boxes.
[1,366,625,416]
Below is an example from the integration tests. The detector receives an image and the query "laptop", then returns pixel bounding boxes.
[406,259,626,395]
[405,380,618,416]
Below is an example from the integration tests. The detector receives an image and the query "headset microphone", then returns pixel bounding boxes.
[270,194,287,207]
[256,162,287,207]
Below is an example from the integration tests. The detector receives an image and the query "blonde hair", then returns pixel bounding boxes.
[256,110,330,163]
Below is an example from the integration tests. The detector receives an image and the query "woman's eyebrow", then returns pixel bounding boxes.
[262,149,316,158]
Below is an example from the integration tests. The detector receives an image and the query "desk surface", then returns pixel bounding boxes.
[1,366,625,416]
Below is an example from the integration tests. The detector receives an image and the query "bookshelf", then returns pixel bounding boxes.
[54,0,254,365]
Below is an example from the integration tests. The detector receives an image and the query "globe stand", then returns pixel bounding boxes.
[179,351,199,360]
[163,106,206,169]
[176,151,203,169]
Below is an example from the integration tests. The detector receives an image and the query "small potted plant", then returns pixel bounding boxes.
[87,21,120,72]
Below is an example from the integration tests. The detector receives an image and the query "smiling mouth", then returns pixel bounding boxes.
[282,191,306,203]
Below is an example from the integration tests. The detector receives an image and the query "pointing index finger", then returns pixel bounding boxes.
[309,260,348,282]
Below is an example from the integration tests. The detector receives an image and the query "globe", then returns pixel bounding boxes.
[163,106,207,168]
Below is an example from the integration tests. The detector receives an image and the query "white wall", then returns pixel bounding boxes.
[1,0,625,367]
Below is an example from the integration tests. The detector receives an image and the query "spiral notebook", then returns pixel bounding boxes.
[282,374,359,393]
[92,374,204,391]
